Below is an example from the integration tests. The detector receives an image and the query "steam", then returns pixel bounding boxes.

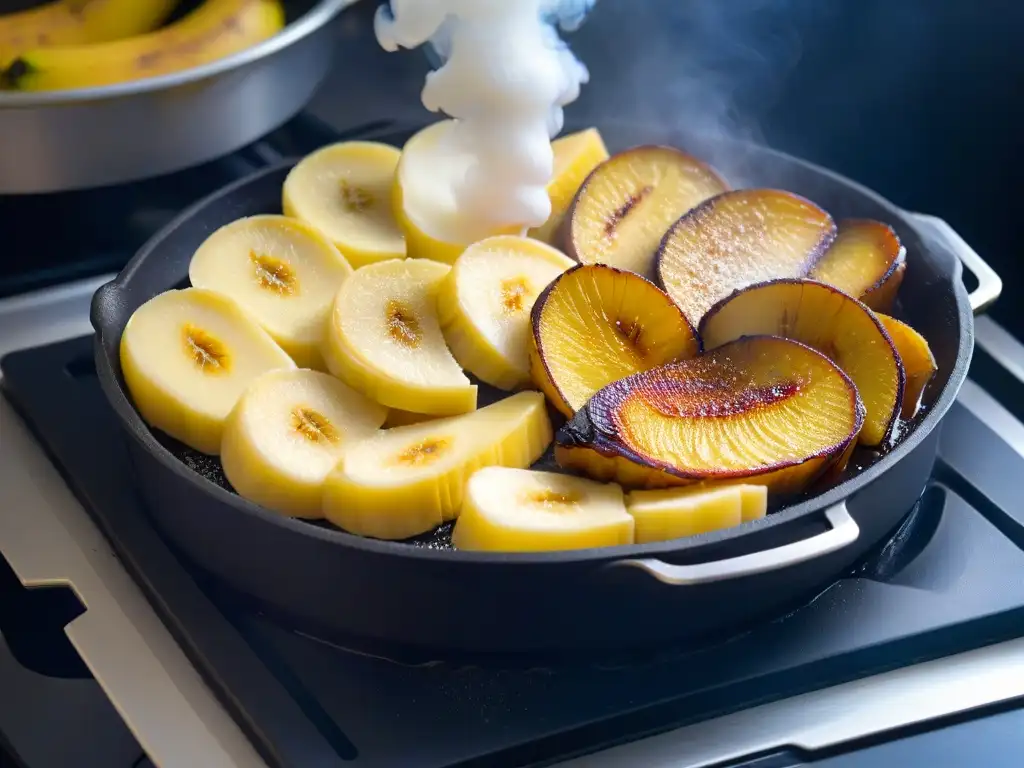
[573,0,820,184]
[375,0,596,231]
[373,0,820,227]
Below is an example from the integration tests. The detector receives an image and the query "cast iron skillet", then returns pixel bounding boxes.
[90,123,1001,656]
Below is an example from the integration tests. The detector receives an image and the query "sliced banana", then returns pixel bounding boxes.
[437,235,575,390]
[322,258,477,416]
[120,287,295,455]
[625,484,767,544]
[188,214,352,370]
[221,369,388,518]
[282,141,406,268]
[322,392,552,540]
[528,127,610,244]
[453,467,634,552]
[736,485,769,523]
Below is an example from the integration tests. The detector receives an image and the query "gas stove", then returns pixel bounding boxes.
[2,110,1024,768]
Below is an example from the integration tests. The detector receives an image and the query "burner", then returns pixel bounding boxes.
[3,337,1024,768]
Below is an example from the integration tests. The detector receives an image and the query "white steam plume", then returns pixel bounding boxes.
[570,0,823,185]
[375,0,596,231]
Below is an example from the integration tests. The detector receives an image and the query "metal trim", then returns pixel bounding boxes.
[0,274,113,359]
[611,503,858,585]
[958,378,1024,463]
[976,315,1024,387]
[552,637,1024,767]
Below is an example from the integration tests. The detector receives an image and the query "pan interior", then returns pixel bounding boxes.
[95,124,969,551]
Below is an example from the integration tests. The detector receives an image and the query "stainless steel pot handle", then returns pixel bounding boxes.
[608,501,858,585]
[906,211,1002,315]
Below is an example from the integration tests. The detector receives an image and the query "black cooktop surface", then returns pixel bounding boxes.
[3,337,1024,768]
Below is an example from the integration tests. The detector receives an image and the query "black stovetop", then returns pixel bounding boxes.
[3,333,1024,767]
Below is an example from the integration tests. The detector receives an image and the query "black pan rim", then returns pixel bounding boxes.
[91,147,974,566]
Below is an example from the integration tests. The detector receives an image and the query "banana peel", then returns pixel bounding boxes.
[0,0,179,64]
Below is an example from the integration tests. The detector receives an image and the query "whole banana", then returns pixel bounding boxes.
[1,0,285,92]
[0,0,179,62]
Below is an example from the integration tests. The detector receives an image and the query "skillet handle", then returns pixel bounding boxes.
[905,211,1002,315]
[608,501,858,586]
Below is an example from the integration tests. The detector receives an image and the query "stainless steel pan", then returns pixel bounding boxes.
[0,0,354,194]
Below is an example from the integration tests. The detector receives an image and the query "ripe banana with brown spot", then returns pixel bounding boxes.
[0,0,179,62]
[1,0,285,92]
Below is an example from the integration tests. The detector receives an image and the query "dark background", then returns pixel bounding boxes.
[319,0,1022,332]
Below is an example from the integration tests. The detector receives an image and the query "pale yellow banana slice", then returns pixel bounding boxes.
[392,120,521,264]
[220,369,388,519]
[282,141,406,268]
[625,484,768,544]
[452,467,634,552]
[436,235,574,390]
[120,287,295,455]
[188,215,352,370]
[322,258,477,415]
[322,392,552,540]
[736,485,769,523]
[528,127,610,244]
